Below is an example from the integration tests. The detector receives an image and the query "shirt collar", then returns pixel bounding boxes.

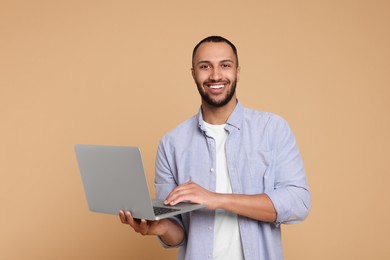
[197,100,243,132]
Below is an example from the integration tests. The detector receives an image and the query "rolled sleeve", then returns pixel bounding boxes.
[265,117,311,224]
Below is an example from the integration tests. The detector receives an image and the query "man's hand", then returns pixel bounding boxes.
[164,181,220,210]
[119,210,185,246]
[119,210,168,236]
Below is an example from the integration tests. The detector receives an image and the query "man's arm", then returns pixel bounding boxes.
[164,181,277,222]
[217,193,277,222]
[119,210,184,246]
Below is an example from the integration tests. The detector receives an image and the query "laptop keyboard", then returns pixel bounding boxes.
[153,206,180,216]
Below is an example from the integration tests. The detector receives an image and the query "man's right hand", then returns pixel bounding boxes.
[119,210,169,236]
[119,210,184,246]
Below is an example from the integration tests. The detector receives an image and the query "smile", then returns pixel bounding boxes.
[209,84,224,89]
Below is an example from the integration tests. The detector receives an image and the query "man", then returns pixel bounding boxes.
[120,36,310,260]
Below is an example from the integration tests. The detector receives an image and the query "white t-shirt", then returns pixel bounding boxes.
[203,121,244,260]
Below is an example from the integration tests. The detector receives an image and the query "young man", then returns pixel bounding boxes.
[120,36,311,260]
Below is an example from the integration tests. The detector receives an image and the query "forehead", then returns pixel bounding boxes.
[193,42,236,64]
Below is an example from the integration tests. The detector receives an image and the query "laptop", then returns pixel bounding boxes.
[74,144,205,220]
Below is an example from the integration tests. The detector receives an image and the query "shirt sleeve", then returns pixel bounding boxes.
[154,139,186,248]
[264,116,311,225]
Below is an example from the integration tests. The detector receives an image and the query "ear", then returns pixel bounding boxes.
[236,66,241,82]
[191,67,195,80]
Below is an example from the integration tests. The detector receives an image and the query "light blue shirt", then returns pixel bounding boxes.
[154,101,311,260]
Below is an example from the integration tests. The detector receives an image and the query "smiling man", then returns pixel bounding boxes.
[120,36,311,260]
[192,39,239,111]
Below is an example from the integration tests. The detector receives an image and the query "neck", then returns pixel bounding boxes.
[201,98,237,125]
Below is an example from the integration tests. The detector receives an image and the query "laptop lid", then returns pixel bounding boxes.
[74,144,204,220]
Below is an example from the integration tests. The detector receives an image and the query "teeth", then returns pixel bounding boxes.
[209,85,224,89]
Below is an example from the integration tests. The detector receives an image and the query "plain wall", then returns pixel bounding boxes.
[1,0,389,259]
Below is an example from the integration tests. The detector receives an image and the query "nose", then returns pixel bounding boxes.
[209,67,222,81]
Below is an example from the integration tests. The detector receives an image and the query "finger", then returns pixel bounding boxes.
[165,181,200,205]
[138,219,149,235]
[119,210,127,224]
[166,188,195,205]
[165,182,190,197]
[125,211,137,227]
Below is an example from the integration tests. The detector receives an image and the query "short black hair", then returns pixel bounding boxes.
[192,36,239,67]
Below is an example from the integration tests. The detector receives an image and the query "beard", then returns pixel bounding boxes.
[196,79,237,108]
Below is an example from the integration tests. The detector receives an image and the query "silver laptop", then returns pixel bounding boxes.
[74,144,205,220]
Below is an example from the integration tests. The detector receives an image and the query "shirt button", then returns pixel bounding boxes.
[208,254,212,258]
[210,168,215,172]
[208,226,212,231]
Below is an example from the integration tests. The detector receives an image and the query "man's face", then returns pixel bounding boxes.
[192,42,240,108]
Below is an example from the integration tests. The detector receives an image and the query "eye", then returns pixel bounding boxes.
[221,63,232,68]
[199,64,210,70]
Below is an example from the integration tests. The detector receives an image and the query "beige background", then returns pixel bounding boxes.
[1,0,389,259]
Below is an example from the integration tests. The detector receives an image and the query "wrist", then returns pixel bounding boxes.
[209,192,227,210]
[158,219,184,247]
[157,219,171,236]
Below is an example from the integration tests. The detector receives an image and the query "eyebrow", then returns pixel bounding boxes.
[196,59,235,66]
